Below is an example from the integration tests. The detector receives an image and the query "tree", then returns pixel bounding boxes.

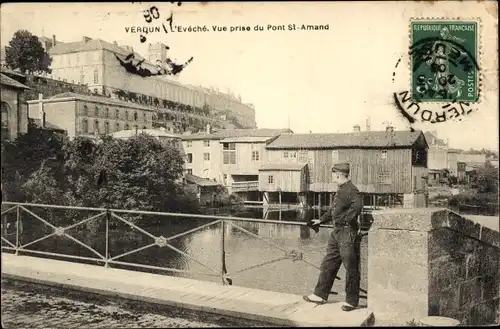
[5,30,52,74]
[474,161,499,193]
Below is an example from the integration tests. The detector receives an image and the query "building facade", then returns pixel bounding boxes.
[1,73,29,141]
[27,92,154,139]
[40,35,256,129]
[263,128,429,208]
[181,128,292,193]
[424,131,449,170]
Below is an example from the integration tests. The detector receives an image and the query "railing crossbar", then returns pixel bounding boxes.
[229,221,288,253]
[166,219,222,242]
[1,236,16,248]
[19,206,57,229]
[64,212,106,231]
[166,244,220,276]
[16,248,104,263]
[1,205,18,216]
[110,212,157,240]
[19,232,57,249]
[63,233,105,260]
[108,260,220,277]
[110,242,157,261]
[1,202,335,228]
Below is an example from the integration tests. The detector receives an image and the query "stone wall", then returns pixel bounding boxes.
[368,208,499,325]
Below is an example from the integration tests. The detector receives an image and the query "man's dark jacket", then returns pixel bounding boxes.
[319,180,362,227]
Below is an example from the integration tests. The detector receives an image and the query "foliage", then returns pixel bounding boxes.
[5,30,52,74]
[473,161,499,193]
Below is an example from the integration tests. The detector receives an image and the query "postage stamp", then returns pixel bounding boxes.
[409,19,480,103]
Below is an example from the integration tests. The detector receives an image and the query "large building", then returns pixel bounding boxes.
[181,127,293,193]
[38,35,256,129]
[424,131,448,170]
[27,92,155,139]
[1,72,29,141]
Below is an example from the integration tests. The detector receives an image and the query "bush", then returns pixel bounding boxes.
[448,191,499,208]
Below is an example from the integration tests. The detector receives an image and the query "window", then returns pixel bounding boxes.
[268,175,274,184]
[186,169,193,175]
[283,151,289,158]
[186,141,192,148]
[1,102,9,140]
[332,150,339,163]
[94,120,100,134]
[203,153,210,161]
[116,122,120,131]
[291,152,297,158]
[83,105,88,116]
[381,150,388,159]
[105,108,109,119]
[223,174,228,184]
[143,112,147,121]
[298,150,308,163]
[115,109,120,119]
[378,170,391,185]
[93,67,98,84]
[125,123,130,130]
[95,106,99,117]
[252,151,260,161]
[134,112,138,121]
[104,121,110,134]
[143,126,147,129]
[223,143,236,164]
[203,140,210,147]
[187,153,193,163]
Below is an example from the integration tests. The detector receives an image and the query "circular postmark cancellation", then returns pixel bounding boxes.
[392,19,481,125]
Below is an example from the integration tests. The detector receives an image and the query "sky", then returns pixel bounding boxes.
[1,1,498,150]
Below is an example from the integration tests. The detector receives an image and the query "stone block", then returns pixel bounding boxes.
[481,274,499,301]
[371,208,444,231]
[459,278,482,309]
[429,260,463,293]
[447,211,481,240]
[480,226,500,248]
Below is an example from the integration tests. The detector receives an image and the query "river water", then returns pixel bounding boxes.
[1,206,368,297]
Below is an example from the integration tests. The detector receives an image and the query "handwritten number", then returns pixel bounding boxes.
[143,10,153,23]
[150,6,160,19]
[162,12,174,33]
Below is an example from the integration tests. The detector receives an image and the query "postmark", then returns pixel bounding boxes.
[410,19,480,103]
[392,18,481,126]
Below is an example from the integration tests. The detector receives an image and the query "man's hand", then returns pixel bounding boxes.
[311,219,321,225]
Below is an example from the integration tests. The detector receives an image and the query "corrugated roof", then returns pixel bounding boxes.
[259,163,306,171]
[40,92,155,111]
[266,130,424,149]
[182,128,292,141]
[0,73,30,89]
[185,174,220,187]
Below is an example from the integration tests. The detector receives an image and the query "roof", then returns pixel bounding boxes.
[110,129,182,139]
[28,92,155,111]
[266,130,424,149]
[219,136,277,143]
[182,128,292,141]
[0,73,30,89]
[49,38,135,57]
[259,163,307,171]
[185,174,220,187]
[1,67,26,78]
[424,132,447,147]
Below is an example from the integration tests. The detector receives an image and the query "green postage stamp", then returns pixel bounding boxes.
[410,19,480,103]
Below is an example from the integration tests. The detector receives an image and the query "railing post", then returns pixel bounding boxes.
[105,210,109,268]
[221,220,225,283]
[15,205,20,255]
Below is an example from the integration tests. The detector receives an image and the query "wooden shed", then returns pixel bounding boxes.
[258,163,308,193]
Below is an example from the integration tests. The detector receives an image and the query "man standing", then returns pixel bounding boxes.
[303,163,362,311]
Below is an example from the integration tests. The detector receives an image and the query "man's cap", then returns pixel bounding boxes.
[332,162,350,174]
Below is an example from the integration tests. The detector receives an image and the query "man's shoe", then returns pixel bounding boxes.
[341,303,358,311]
[303,294,327,305]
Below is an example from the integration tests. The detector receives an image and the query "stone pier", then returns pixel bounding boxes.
[368,208,499,325]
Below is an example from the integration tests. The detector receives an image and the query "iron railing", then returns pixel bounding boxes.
[1,202,367,294]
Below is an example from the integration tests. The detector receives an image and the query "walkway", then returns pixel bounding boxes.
[1,253,374,327]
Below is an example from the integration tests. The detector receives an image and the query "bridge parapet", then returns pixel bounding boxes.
[368,208,499,326]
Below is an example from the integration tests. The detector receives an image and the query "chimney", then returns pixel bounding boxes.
[52,34,57,46]
[113,41,118,46]
[353,125,361,132]
[82,36,91,43]
[206,123,211,134]
[386,126,394,132]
